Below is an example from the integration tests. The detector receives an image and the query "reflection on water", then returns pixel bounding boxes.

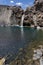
[20,27,24,38]
[0,26,43,58]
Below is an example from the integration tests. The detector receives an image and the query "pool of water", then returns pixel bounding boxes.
[0,26,43,58]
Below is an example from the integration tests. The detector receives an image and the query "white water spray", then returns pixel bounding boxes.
[21,14,25,27]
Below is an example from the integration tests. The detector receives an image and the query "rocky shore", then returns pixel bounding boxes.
[0,0,43,27]
[9,41,43,65]
[0,41,43,65]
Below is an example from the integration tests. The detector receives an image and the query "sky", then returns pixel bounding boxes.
[0,0,34,9]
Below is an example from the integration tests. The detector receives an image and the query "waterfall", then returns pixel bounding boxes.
[21,14,25,27]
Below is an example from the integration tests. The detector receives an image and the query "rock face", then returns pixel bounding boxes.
[0,0,43,27]
[0,5,11,26]
[24,7,34,26]
[35,0,43,3]
[34,0,43,12]
[10,6,24,26]
[0,5,24,26]
[34,0,43,27]
[24,0,43,26]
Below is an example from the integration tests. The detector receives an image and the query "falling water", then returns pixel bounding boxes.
[21,14,25,27]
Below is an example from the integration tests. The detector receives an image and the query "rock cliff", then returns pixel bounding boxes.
[24,0,43,26]
[0,5,24,26]
[0,0,43,27]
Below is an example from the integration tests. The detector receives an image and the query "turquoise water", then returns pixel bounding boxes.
[0,26,43,58]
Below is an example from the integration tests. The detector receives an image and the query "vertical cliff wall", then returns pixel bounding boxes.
[0,6,12,26]
[0,5,24,26]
